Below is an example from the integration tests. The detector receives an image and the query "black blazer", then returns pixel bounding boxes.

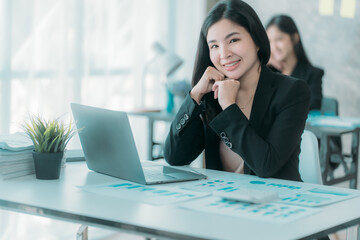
[164,66,311,181]
[291,62,324,111]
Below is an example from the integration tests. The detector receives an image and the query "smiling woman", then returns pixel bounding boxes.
[207,19,260,82]
[206,18,260,117]
[165,0,311,182]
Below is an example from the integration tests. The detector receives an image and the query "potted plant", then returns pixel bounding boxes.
[23,115,77,180]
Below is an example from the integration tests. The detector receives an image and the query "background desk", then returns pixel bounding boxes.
[306,116,360,188]
[128,110,174,160]
[1,162,360,240]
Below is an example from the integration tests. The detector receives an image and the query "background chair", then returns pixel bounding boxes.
[299,130,323,184]
[320,97,339,116]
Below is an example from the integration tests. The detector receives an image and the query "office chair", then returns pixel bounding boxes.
[300,128,339,240]
[299,130,323,184]
[320,97,339,116]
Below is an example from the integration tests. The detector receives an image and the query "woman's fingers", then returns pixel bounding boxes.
[212,79,241,109]
[191,66,225,103]
[210,69,225,82]
[212,82,219,99]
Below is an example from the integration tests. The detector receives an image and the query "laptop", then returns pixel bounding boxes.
[71,103,207,185]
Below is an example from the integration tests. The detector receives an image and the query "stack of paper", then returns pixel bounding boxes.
[0,132,34,180]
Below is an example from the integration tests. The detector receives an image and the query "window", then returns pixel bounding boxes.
[0,0,178,134]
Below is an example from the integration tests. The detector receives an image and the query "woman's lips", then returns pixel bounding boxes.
[223,60,240,71]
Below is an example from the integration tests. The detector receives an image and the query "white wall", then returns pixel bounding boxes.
[247,0,360,118]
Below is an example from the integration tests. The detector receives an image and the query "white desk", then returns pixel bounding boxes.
[1,162,360,240]
[306,115,360,188]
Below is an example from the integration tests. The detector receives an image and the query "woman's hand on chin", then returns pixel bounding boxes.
[212,78,240,110]
[191,66,225,104]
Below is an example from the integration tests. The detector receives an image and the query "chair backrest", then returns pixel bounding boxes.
[320,97,339,116]
[299,130,323,184]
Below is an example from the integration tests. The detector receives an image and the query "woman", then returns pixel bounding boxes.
[266,15,342,172]
[164,0,310,181]
[266,14,324,111]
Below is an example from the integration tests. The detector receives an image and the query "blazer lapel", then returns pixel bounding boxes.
[250,66,276,131]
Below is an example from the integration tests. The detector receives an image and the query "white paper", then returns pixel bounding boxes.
[80,180,211,205]
[278,187,360,207]
[179,177,360,207]
[319,0,334,16]
[340,0,356,18]
[180,196,320,224]
[0,132,34,151]
[179,177,314,198]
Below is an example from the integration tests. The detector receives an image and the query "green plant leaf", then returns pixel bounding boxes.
[22,114,80,154]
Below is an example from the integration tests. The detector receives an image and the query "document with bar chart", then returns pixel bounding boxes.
[79,180,210,205]
[179,196,320,224]
[178,178,360,207]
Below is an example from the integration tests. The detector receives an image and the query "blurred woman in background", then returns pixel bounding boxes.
[266,15,342,173]
[266,14,323,111]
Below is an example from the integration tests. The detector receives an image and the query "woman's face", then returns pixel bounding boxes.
[266,25,295,62]
[207,18,260,80]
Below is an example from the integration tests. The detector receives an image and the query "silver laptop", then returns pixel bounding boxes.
[71,103,207,185]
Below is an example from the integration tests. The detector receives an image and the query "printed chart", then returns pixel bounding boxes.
[179,178,360,207]
[180,196,320,224]
[278,187,360,207]
[179,178,313,197]
[80,181,210,205]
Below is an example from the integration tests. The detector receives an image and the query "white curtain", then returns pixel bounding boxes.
[0,0,206,239]
[2,0,172,133]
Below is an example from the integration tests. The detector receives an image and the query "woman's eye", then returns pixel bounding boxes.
[230,38,239,43]
[210,44,218,49]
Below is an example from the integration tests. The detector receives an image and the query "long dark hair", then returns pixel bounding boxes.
[266,14,311,65]
[192,0,270,124]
